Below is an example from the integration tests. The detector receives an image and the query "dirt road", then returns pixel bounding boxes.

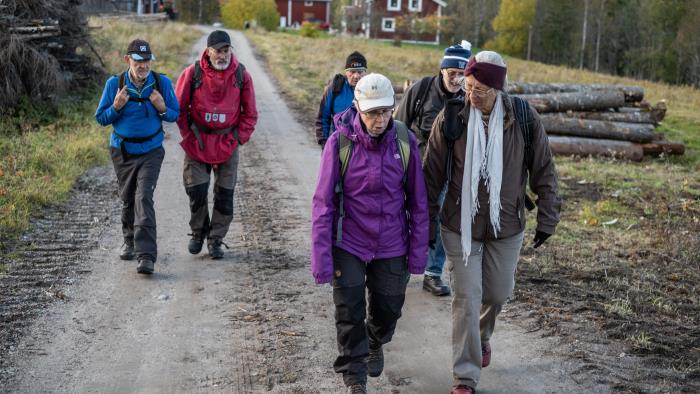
[1,29,610,393]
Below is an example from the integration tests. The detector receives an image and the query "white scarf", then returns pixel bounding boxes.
[460,92,505,263]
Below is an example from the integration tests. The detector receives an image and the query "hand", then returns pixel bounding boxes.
[533,231,551,248]
[428,239,436,250]
[319,138,327,148]
[113,85,128,111]
[149,89,166,113]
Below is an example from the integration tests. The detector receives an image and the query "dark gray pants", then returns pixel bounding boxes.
[331,248,409,386]
[182,150,239,241]
[110,147,165,262]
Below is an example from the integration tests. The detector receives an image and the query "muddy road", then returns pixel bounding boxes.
[0,30,614,393]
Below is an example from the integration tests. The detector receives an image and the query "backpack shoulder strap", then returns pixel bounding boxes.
[329,74,346,117]
[338,133,353,177]
[190,61,202,98]
[393,120,411,177]
[118,71,126,90]
[409,76,435,128]
[235,63,246,90]
[512,95,535,170]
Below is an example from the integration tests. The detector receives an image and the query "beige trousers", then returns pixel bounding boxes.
[441,225,525,388]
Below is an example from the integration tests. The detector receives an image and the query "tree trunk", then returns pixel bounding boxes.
[641,140,685,156]
[508,82,643,102]
[595,0,605,72]
[545,110,661,125]
[580,0,589,69]
[540,114,657,142]
[548,136,644,161]
[516,90,627,112]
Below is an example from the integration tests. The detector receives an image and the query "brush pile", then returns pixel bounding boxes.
[0,0,101,110]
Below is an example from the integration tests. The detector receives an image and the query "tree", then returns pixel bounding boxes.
[220,0,279,31]
[485,0,536,57]
[443,0,499,48]
[175,0,220,24]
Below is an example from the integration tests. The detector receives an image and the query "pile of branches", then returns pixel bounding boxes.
[507,83,681,161]
[0,0,102,110]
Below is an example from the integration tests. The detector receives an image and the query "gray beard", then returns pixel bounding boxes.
[212,59,231,71]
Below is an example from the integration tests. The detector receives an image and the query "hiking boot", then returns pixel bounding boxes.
[136,259,154,275]
[367,344,384,377]
[119,241,134,260]
[451,385,475,394]
[482,342,491,368]
[347,384,367,394]
[188,235,204,255]
[423,275,451,296]
[207,239,228,259]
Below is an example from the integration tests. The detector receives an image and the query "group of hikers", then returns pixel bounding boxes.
[95,30,561,394]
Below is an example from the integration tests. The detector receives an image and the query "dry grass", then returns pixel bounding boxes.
[0,18,199,237]
[246,30,700,390]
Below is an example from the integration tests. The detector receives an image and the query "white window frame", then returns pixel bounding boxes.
[304,1,313,6]
[408,0,422,12]
[381,17,396,32]
[387,0,401,12]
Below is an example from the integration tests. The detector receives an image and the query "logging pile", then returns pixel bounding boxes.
[396,80,683,161]
[0,0,102,110]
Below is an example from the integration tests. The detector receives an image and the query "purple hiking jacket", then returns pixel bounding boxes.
[311,107,429,284]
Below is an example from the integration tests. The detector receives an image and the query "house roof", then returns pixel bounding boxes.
[432,0,447,7]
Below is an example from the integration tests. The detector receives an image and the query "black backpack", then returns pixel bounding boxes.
[327,73,346,124]
[406,76,436,137]
[442,95,537,210]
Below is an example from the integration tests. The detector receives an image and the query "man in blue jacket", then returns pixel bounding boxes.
[95,39,179,275]
[314,51,367,148]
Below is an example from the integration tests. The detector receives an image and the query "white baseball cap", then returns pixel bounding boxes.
[354,73,395,112]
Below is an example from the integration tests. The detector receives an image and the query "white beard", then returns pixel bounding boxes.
[212,58,231,71]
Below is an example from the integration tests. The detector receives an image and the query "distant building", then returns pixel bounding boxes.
[275,0,332,28]
[80,0,163,14]
[342,0,447,44]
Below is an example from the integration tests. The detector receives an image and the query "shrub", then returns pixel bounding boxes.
[300,22,320,38]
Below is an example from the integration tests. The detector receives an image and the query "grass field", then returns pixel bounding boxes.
[0,18,199,238]
[246,29,699,388]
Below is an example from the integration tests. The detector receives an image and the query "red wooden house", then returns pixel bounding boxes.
[276,0,332,28]
[343,0,447,44]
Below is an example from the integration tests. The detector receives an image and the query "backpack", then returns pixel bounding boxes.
[334,120,412,244]
[406,76,436,136]
[442,95,537,210]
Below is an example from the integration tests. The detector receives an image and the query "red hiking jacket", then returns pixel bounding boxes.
[176,49,258,164]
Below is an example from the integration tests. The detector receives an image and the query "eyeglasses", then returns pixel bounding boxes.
[362,108,394,120]
[466,85,495,97]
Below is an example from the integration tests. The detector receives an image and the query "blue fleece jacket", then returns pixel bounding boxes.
[95,71,179,155]
[319,79,355,139]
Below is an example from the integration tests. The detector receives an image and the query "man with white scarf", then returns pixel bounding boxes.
[422,51,561,394]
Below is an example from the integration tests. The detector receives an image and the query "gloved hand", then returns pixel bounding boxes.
[533,231,551,248]
[318,138,327,149]
[428,239,436,250]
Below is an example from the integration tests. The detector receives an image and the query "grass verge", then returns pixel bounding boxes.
[0,18,199,239]
[246,29,700,389]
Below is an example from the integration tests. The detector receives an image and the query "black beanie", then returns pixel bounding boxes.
[345,51,367,70]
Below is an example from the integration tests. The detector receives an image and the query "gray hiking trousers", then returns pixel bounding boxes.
[442,226,525,389]
[182,150,239,241]
[110,147,165,262]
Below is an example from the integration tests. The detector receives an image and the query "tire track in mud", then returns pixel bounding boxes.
[0,166,118,386]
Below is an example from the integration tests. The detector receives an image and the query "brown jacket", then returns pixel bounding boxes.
[422,94,561,242]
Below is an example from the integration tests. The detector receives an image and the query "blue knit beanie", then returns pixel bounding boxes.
[441,40,472,69]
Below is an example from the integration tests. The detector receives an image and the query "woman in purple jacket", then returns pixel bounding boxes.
[311,73,429,394]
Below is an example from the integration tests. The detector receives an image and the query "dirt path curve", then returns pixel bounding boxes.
[4,29,609,393]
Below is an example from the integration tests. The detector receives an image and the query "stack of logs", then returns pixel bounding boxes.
[506,83,682,161]
[396,81,683,161]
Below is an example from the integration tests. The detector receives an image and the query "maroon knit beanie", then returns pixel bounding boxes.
[464,56,507,91]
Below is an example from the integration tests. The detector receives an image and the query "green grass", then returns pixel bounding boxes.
[0,18,200,238]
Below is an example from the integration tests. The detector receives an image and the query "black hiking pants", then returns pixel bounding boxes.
[110,147,165,262]
[331,247,409,386]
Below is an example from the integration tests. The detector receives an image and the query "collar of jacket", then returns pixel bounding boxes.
[199,48,240,79]
[458,92,516,131]
[125,71,155,98]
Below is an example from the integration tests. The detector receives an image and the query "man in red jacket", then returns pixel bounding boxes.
[176,30,258,259]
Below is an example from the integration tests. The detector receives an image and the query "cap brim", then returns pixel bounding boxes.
[345,67,367,72]
[130,53,154,61]
[357,96,395,112]
[209,42,231,50]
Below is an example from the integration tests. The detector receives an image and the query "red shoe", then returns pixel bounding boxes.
[481,342,491,368]
[451,385,475,394]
